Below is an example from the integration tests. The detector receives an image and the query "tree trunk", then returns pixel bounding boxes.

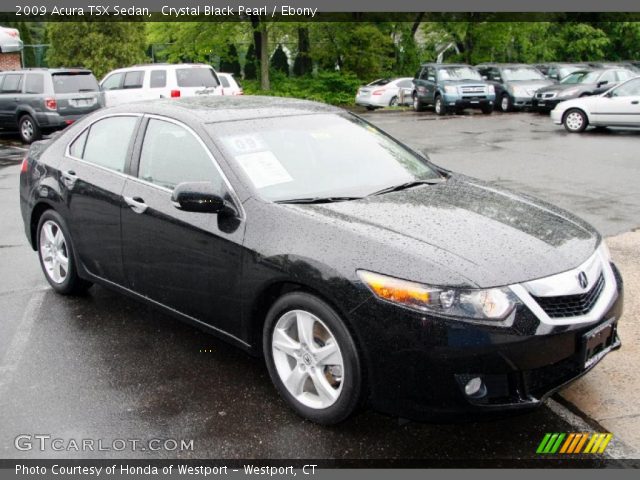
[293,26,312,76]
[259,19,270,90]
[411,13,425,38]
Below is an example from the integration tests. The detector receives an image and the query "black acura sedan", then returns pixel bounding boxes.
[20,96,622,424]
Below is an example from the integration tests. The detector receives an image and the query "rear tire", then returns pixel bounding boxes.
[263,292,363,425]
[563,108,588,133]
[19,114,41,144]
[36,210,92,295]
[389,96,398,107]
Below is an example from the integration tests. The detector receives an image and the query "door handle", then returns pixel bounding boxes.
[124,196,148,214]
[61,170,78,189]
[631,101,639,105]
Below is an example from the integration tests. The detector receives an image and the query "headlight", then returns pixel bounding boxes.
[487,85,495,94]
[559,88,580,97]
[358,270,518,321]
[444,85,458,94]
[511,86,525,96]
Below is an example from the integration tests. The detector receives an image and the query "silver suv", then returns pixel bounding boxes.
[0,68,103,143]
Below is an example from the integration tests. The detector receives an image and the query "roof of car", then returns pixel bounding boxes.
[0,68,93,74]
[476,63,534,68]
[420,63,472,68]
[103,95,342,124]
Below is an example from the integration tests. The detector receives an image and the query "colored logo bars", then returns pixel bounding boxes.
[536,432,613,454]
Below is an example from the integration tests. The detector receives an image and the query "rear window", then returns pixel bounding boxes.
[176,68,219,88]
[52,72,99,93]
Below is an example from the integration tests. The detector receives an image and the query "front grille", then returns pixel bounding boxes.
[536,92,557,99]
[533,273,605,318]
[460,86,485,94]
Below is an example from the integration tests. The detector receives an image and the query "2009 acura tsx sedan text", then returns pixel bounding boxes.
[19,97,623,424]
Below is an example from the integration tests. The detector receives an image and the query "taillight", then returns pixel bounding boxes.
[372,89,385,95]
[170,90,181,98]
[21,156,29,173]
[44,98,57,111]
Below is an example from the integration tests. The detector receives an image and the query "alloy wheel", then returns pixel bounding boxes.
[501,95,510,111]
[271,309,344,409]
[565,111,584,131]
[39,220,69,284]
[21,118,34,142]
[435,97,442,114]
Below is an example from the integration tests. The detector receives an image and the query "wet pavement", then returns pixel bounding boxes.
[0,112,638,461]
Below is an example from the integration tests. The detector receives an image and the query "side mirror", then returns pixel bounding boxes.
[482,75,488,80]
[597,80,609,88]
[171,181,237,215]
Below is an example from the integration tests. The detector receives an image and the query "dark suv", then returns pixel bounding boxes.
[476,63,553,112]
[0,68,103,143]
[412,63,495,115]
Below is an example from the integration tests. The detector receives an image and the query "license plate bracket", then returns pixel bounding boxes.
[582,319,616,369]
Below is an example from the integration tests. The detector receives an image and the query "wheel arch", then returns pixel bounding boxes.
[29,201,56,250]
[16,105,39,126]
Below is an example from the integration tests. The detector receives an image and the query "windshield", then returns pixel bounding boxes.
[210,114,442,202]
[176,68,219,88]
[560,71,600,84]
[52,72,99,93]
[438,67,482,81]
[501,68,545,81]
[558,66,585,79]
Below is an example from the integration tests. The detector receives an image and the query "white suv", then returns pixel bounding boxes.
[100,64,222,107]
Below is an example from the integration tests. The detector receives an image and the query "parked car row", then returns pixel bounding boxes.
[355,62,640,133]
[0,64,243,143]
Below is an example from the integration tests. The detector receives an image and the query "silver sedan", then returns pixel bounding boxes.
[355,77,414,109]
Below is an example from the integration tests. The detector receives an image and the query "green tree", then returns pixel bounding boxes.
[220,44,242,76]
[271,44,289,75]
[244,43,258,79]
[46,22,146,78]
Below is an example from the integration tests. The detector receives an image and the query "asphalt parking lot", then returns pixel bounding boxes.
[0,111,638,461]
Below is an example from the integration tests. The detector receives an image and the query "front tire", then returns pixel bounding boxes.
[37,210,92,295]
[563,108,588,133]
[19,114,41,144]
[263,292,363,425]
[499,93,513,112]
[434,95,446,116]
[412,93,425,112]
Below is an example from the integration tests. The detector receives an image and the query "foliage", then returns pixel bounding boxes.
[271,44,290,75]
[243,71,363,106]
[220,44,242,76]
[46,22,146,78]
[244,43,258,80]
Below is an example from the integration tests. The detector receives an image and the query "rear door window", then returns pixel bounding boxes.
[52,72,99,93]
[81,116,138,172]
[149,70,167,88]
[123,71,144,89]
[24,74,44,94]
[1,74,23,93]
[176,68,219,88]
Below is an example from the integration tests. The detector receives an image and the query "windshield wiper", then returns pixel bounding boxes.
[368,179,444,196]
[275,196,362,204]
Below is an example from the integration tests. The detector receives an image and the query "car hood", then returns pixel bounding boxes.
[506,80,554,89]
[537,83,592,94]
[286,176,599,288]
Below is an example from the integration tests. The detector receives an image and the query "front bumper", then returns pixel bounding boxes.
[349,262,623,421]
[442,93,495,110]
[511,95,535,108]
[533,97,563,111]
[551,107,564,125]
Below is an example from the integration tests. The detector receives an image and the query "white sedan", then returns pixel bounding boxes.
[355,77,414,109]
[552,76,640,132]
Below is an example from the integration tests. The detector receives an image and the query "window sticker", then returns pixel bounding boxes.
[236,151,293,189]
[222,134,267,155]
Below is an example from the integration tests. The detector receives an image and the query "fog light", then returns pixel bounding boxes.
[464,377,486,398]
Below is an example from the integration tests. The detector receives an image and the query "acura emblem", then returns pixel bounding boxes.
[578,271,589,289]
